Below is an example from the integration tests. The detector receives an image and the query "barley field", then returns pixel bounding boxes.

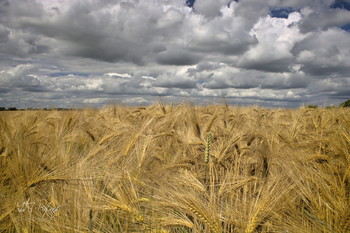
[0,103,349,233]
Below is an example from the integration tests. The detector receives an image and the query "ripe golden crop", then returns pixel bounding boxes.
[1,104,349,232]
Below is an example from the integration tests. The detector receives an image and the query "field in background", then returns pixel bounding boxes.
[0,104,349,233]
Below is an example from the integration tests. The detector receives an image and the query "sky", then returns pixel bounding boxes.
[0,0,350,108]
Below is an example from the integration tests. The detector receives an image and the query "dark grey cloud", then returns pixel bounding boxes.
[6,1,166,63]
[330,89,350,99]
[205,80,257,89]
[299,7,350,33]
[0,25,9,43]
[188,32,257,55]
[234,0,270,25]
[156,47,202,66]
[18,5,139,62]
[0,0,9,10]
[193,0,230,18]
[302,76,350,106]
[301,65,350,77]
[154,79,197,89]
[260,73,310,90]
[292,28,350,75]
[0,28,47,57]
[238,58,292,73]
[202,67,309,90]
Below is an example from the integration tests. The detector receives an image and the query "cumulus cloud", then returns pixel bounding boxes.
[292,28,350,76]
[154,68,197,89]
[1,0,350,108]
[187,7,258,55]
[238,12,304,73]
[0,64,44,91]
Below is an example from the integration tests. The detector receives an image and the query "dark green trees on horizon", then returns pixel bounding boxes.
[340,99,350,107]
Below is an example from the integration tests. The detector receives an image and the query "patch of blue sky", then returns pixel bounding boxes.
[186,0,195,8]
[270,7,296,19]
[331,0,350,32]
[340,23,350,32]
[197,80,206,85]
[186,0,237,8]
[330,0,350,10]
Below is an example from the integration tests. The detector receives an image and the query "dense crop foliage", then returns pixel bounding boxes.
[1,104,349,232]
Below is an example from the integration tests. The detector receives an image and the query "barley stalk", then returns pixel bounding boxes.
[205,115,217,133]
[204,132,212,163]
[340,212,350,232]
[245,215,258,233]
[27,177,68,188]
[124,132,142,156]
[99,134,115,145]
[185,202,221,233]
[124,117,154,156]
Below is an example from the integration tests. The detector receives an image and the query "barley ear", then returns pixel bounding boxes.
[185,202,221,233]
[341,213,350,232]
[204,132,212,163]
[124,132,141,156]
[204,115,217,133]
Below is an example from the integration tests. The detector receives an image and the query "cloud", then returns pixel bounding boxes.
[1,0,258,63]
[153,68,197,89]
[197,65,309,90]
[0,25,9,43]
[0,64,44,90]
[259,72,310,90]
[1,0,350,108]
[238,12,304,73]
[0,26,49,57]
[187,8,258,55]
[234,0,269,20]
[292,28,350,75]
[202,66,259,89]
[155,46,202,66]
[3,0,194,65]
[299,7,350,32]
[193,0,230,18]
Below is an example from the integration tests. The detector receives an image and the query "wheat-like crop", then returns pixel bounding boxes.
[0,104,349,232]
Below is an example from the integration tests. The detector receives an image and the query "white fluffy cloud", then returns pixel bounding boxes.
[238,12,304,72]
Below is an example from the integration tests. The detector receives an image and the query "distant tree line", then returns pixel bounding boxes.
[305,99,350,109]
[0,107,74,111]
[339,99,350,107]
[0,107,18,111]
